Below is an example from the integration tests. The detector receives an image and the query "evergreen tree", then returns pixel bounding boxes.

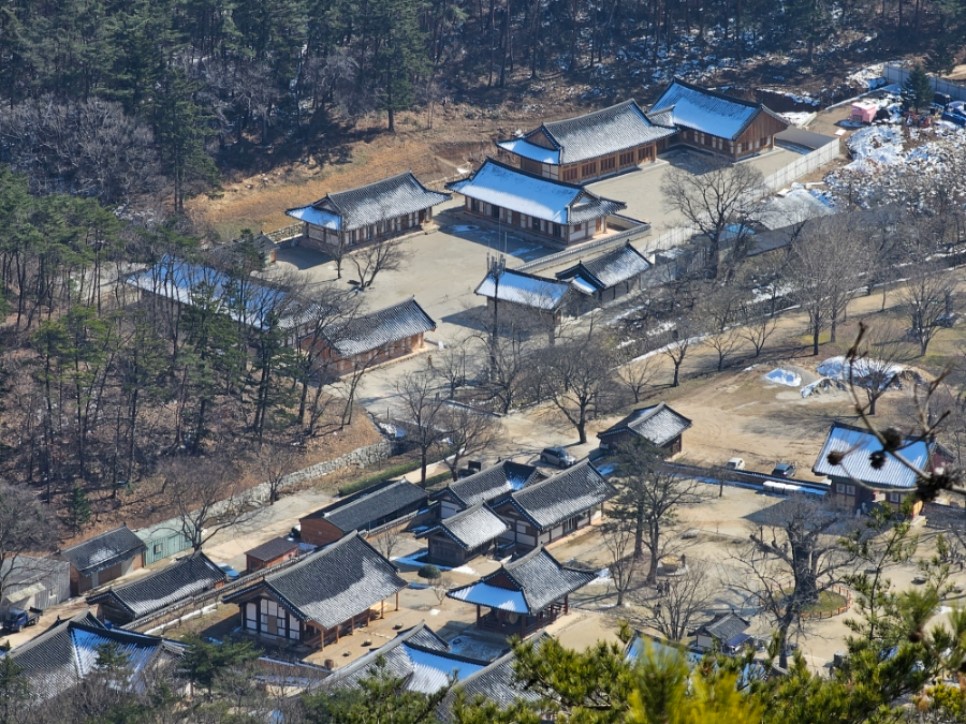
[902,64,933,111]
[68,484,92,532]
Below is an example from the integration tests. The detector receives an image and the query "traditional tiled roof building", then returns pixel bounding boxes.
[555,243,652,303]
[433,461,543,518]
[597,403,693,456]
[417,504,509,566]
[60,526,147,596]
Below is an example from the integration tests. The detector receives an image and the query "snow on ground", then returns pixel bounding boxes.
[587,568,613,586]
[847,63,888,90]
[780,111,816,127]
[764,368,802,387]
[392,550,477,576]
[846,125,905,170]
[800,355,905,398]
[801,378,847,398]
[761,88,820,106]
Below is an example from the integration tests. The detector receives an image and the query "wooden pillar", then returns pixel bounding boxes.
[564,595,569,615]
[476,605,481,624]
[334,625,339,644]
[395,591,400,611]
[381,599,385,619]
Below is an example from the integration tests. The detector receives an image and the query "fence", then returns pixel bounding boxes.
[884,63,966,102]
[761,139,842,192]
[265,223,303,244]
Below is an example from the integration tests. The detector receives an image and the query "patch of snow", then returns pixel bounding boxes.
[817,355,905,391]
[588,567,613,586]
[764,368,801,387]
[392,550,477,576]
[801,378,848,398]
[780,111,815,127]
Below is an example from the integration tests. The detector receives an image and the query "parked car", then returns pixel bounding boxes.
[217,563,241,582]
[772,462,796,478]
[725,457,745,470]
[540,446,577,468]
[2,607,41,633]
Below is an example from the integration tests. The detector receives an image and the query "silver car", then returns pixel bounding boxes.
[540,446,577,468]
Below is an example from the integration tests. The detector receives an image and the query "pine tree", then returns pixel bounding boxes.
[902,64,933,112]
[68,484,91,532]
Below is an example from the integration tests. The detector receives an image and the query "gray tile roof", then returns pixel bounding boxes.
[286,172,450,232]
[535,100,677,164]
[330,298,436,358]
[556,243,651,292]
[246,537,299,563]
[322,623,486,695]
[812,421,931,490]
[475,267,573,312]
[61,526,147,575]
[598,403,693,448]
[696,613,749,643]
[441,461,543,509]
[224,533,406,630]
[418,504,508,550]
[304,479,428,534]
[8,613,183,702]
[505,461,616,530]
[86,553,225,620]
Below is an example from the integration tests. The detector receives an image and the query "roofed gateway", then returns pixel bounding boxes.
[448,159,625,248]
[496,100,676,183]
[556,243,652,303]
[286,171,451,254]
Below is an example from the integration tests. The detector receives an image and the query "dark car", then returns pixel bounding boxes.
[540,446,577,468]
[772,462,796,478]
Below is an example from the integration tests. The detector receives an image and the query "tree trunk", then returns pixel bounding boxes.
[812,321,820,356]
[672,361,681,387]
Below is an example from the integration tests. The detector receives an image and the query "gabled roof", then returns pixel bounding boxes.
[496,100,676,166]
[8,613,183,702]
[447,547,595,614]
[649,79,788,141]
[417,504,508,550]
[436,636,547,721]
[438,461,543,509]
[322,623,486,695]
[246,537,300,563]
[286,172,450,232]
[302,479,428,534]
[695,612,749,643]
[449,159,625,224]
[597,403,693,447]
[125,256,302,332]
[328,298,436,358]
[812,421,931,490]
[474,267,573,312]
[223,533,406,630]
[556,243,652,292]
[86,552,225,620]
[61,526,147,576]
[501,461,616,531]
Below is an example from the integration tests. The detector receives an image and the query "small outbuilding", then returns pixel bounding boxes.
[474,266,576,331]
[596,403,693,456]
[555,243,652,304]
[60,526,147,596]
[0,557,70,613]
[299,479,429,547]
[447,547,595,635]
[850,102,878,124]
[245,537,300,573]
[693,612,751,653]
[417,504,509,567]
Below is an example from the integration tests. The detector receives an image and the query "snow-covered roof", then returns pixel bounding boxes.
[61,526,146,575]
[556,243,651,292]
[649,79,788,141]
[285,172,450,232]
[449,159,624,224]
[758,188,833,230]
[447,582,529,612]
[496,100,675,165]
[504,461,616,530]
[417,504,508,550]
[812,422,931,490]
[598,402,692,447]
[328,298,437,358]
[474,267,572,311]
[439,461,543,509]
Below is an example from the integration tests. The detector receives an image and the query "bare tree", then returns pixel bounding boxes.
[739,496,856,668]
[901,265,957,357]
[540,326,620,444]
[349,237,409,290]
[695,282,744,371]
[633,561,714,642]
[396,371,447,483]
[0,484,56,607]
[662,159,766,280]
[370,526,405,561]
[615,339,660,404]
[434,340,472,399]
[251,444,300,505]
[602,521,638,606]
[659,318,694,389]
[611,440,704,583]
[436,403,500,480]
[846,321,913,416]
[160,456,255,552]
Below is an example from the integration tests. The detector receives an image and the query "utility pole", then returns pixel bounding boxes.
[487,253,506,373]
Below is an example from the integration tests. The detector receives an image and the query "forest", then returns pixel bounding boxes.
[0,0,963,218]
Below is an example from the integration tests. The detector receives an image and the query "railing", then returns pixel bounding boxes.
[265,223,304,244]
[516,222,652,273]
[760,139,842,192]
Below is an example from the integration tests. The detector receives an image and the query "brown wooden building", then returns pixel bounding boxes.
[596,403,692,456]
[448,159,626,247]
[495,100,676,183]
[223,533,405,650]
[417,504,508,567]
[286,172,450,255]
[648,79,789,159]
[245,537,300,573]
[61,526,147,596]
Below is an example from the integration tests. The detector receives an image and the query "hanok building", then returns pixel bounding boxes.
[7,612,184,705]
[417,504,509,567]
[812,421,934,516]
[474,266,576,330]
[87,552,226,626]
[299,479,429,547]
[434,460,543,519]
[491,461,616,551]
[648,79,789,159]
[495,100,677,183]
[60,526,147,596]
[596,402,693,456]
[305,297,437,377]
[449,159,626,247]
[223,533,406,649]
[555,243,652,304]
[320,623,487,694]
[693,612,751,654]
[447,547,595,635]
[285,172,451,254]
